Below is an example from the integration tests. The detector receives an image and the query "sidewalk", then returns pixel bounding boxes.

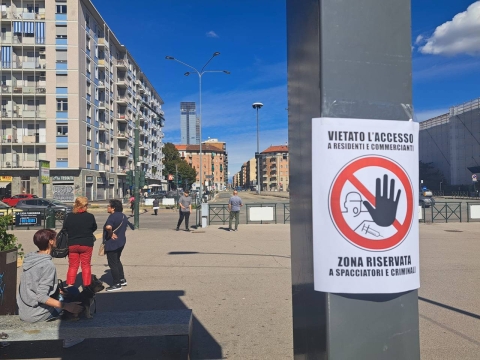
[4,221,480,359]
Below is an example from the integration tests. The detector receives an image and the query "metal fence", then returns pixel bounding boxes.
[419,202,463,223]
[246,203,277,224]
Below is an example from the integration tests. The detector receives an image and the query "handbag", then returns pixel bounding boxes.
[98,215,125,256]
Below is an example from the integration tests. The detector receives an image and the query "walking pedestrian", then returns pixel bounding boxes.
[129,196,135,215]
[104,199,129,291]
[228,190,243,231]
[63,196,97,287]
[152,197,160,216]
[176,190,192,231]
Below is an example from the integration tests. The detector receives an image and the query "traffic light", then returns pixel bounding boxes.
[139,171,146,188]
[126,170,133,186]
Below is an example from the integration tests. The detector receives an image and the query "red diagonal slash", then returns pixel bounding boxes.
[348,174,402,231]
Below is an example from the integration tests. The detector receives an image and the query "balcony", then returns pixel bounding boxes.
[98,59,105,68]
[98,143,106,152]
[117,114,128,123]
[116,96,128,104]
[98,38,107,47]
[98,101,106,109]
[117,150,128,157]
[116,131,127,139]
[116,77,128,87]
[116,59,128,69]
[98,80,105,88]
[117,166,127,174]
[98,122,109,130]
[270,158,277,163]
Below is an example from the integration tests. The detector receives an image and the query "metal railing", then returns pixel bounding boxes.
[208,204,230,224]
[430,202,462,223]
[284,204,290,223]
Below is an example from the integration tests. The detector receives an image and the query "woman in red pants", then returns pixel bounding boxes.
[63,196,97,287]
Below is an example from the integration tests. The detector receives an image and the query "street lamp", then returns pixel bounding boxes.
[252,102,263,194]
[165,53,229,208]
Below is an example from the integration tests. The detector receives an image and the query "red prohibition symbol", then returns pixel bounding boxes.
[329,156,414,251]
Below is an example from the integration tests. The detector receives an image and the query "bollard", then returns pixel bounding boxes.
[45,208,56,229]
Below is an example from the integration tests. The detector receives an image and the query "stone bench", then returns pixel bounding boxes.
[1,309,192,359]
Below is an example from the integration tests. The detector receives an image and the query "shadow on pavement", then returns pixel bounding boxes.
[419,296,480,320]
[1,290,222,360]
[169,251,291,259]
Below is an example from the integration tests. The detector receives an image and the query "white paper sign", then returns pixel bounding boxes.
[312,118,419,294]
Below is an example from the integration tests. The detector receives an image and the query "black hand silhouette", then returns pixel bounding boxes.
[363,174,401,227]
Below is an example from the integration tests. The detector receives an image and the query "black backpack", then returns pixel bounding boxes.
[51,220,69,259]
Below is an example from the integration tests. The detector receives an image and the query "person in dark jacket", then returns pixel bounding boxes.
[104,199,129,291]
[152,198,160,215]
[63,196,97,287]
[17,229,83,323]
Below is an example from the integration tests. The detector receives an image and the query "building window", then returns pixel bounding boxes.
[56,148,68,161]
[86,35,90,49]
[56,25,67,39]
[57,125,68,136]
[56,5,67,14]
[56,49,67,63]
[27,4,40,14]
[57,99,68,111]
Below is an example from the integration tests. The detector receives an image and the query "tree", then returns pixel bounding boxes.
[163,143,181,163]
[163,142,197,189]
[419,161,447,190]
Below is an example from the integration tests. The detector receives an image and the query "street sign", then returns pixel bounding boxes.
[15,211,42,227]
[312,117,419,294]
[472,174,477,182]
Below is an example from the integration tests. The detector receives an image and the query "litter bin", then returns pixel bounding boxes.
[45,207,56,229]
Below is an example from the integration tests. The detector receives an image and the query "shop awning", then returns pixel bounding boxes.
[0,181,10,188]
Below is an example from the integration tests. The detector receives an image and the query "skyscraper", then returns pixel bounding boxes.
[180,102,199,144]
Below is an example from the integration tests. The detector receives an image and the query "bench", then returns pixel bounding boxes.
[1,309,192,359]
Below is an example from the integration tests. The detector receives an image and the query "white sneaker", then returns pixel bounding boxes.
[63,338,85,348]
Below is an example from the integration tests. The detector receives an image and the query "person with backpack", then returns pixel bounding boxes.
[17,228,84,323]
[63,197,97,288]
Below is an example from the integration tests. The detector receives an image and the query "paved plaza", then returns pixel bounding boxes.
[2,200,480,359]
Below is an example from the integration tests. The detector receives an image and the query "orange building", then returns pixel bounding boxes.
[175,143,227,190]
[260,145,289,191]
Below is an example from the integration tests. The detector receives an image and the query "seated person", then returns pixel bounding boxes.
[17,229,83,323]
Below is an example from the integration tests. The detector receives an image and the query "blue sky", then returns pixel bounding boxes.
[92,0,480,179]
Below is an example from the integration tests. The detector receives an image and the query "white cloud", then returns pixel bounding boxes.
[418,1,480,56]
[206,30,219,38]
[415,35,424,45]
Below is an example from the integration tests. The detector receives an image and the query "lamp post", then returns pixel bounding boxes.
[252,102,263,194]
[165,53,229,209]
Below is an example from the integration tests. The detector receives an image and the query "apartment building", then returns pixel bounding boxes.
[0,0,166,201]
[260,145,289,191]
[175,142,227,191]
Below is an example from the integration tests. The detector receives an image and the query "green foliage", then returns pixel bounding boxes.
[419,161,447,190]
[163,142,198,189]
[0,215,23,258]
[163,143,181,163]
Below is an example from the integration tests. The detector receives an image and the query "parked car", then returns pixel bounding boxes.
[0,200,23,222]
[2,194,38,207]
[15,198,73,219]
[150,191,167,198]
[419,195,435,208]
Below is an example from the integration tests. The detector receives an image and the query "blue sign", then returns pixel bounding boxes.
[15,212,42,227]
